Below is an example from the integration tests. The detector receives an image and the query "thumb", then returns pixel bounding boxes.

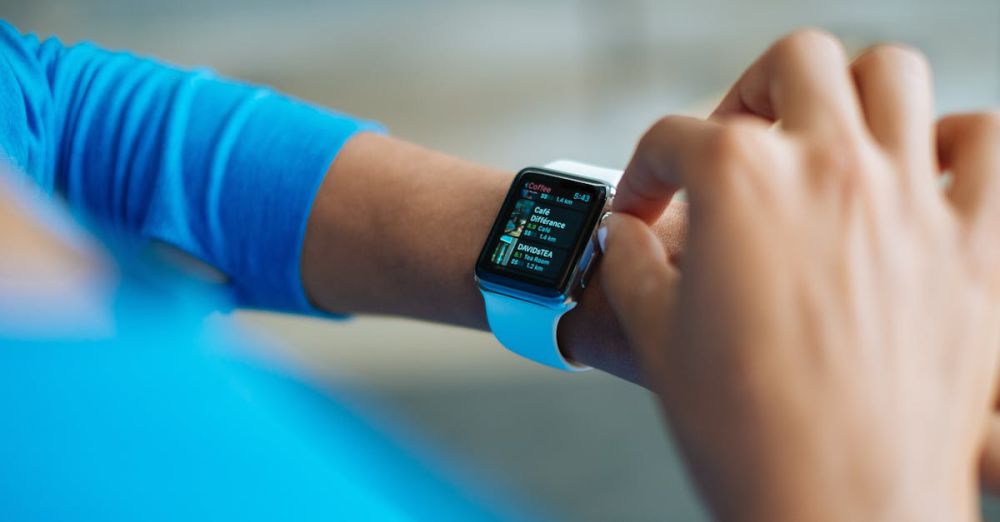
[599,213,679,381]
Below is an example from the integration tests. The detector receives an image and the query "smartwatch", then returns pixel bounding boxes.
[474,160,622,371]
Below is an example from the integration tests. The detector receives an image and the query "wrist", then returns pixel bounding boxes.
[302,133,509,327]
[558,200,687,385]
[558,268,640,383]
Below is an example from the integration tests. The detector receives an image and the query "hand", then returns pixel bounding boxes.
[601,29,1000,521]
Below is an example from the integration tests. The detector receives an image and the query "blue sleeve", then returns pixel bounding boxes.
[0,21,383,312]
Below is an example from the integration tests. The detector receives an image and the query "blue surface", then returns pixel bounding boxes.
[0,271,522,521]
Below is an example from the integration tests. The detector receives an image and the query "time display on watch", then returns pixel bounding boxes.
[476,168,608,296]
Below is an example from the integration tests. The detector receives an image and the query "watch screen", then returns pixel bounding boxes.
[476,168,608,295]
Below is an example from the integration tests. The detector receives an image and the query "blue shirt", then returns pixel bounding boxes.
[0,20,380,312]
[0,21,534,521]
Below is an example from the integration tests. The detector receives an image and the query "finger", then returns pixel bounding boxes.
[600,213,679,382]
[938,113,1000,228]
[711,29,865,138]
[613,116,722,223]
[851,44,935,171]
[655,199,688,268]
[614,116,773,224]
[980,417,1000,494]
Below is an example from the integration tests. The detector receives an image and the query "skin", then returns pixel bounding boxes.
[7,27,1000,515]
[299,132,687,383]
[601,30,1000,520]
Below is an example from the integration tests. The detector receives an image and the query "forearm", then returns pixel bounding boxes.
[301,133,685,383]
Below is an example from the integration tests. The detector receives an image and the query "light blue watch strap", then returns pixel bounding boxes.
[480,160,621,372]
[482,292,583,371]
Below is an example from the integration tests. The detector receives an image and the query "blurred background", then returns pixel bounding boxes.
[5,0,999,519]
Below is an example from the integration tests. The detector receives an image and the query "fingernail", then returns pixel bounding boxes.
[597,225,608,253]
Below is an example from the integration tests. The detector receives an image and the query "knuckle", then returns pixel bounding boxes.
[807,138,850,168]
[705,125,746,158]
[943,111,1000,153]
[855,43,931,79]
[701,124,770,187]
[640,115,685,149]
[804,144,868,189]
[939,111,1000,161]
[649,113,688,131]
[774,28,845,63]
[704,126,751,169]
[964,111,1000,141]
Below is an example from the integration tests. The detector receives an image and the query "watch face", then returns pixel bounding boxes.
[476,168,609,298]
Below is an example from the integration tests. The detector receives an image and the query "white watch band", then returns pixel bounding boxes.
[481,160,621,371]
[544,159,623,186]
